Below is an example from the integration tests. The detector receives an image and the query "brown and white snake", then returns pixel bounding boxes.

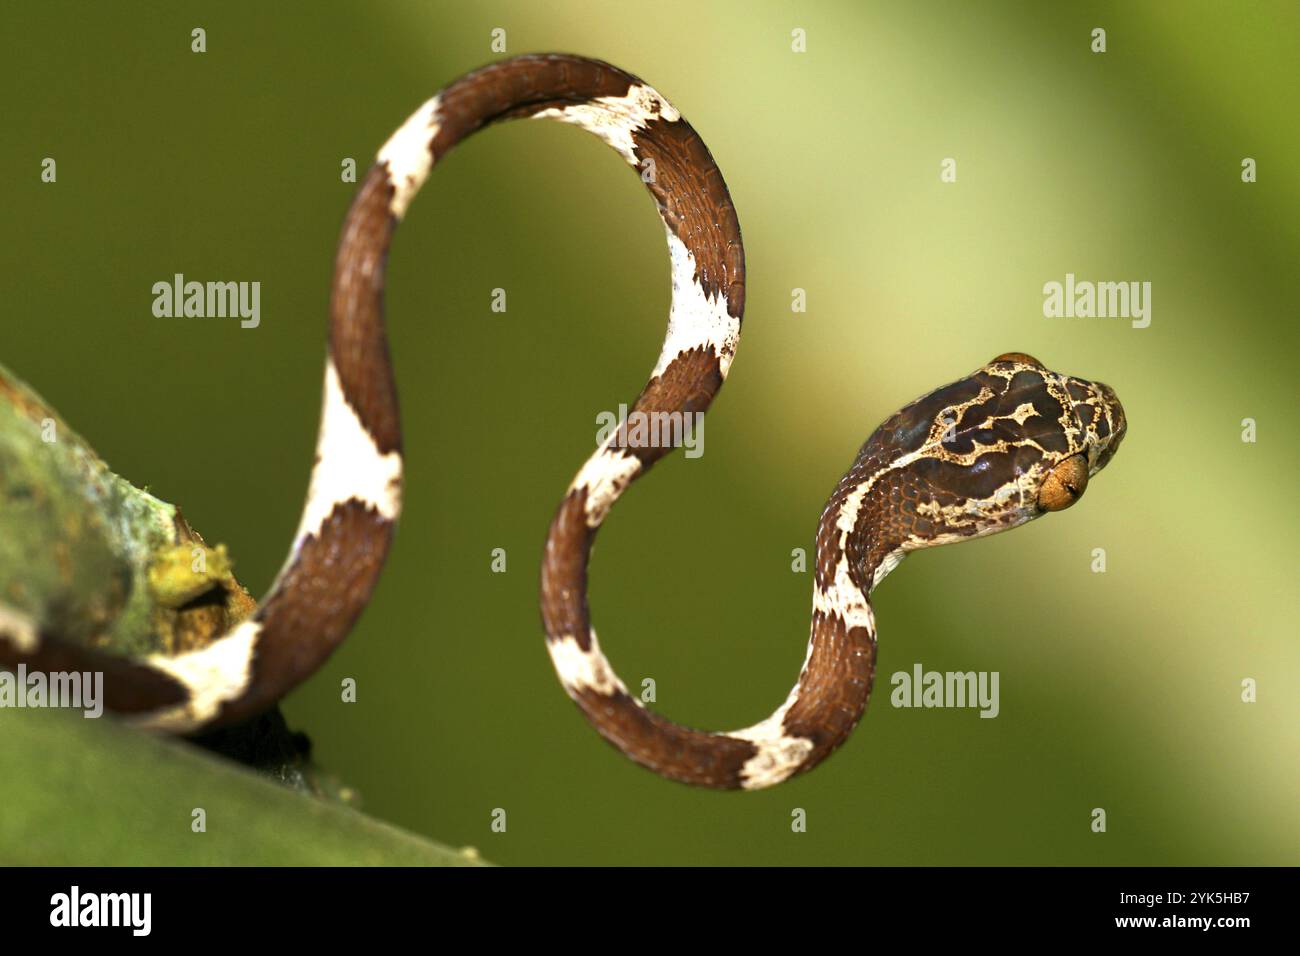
[0,54,1126,790]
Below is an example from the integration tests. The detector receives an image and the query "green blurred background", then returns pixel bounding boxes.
[2,1,1296,865]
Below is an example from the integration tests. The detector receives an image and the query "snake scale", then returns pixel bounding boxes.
[0,54,1125,789]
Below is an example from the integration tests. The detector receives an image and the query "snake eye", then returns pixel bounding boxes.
[1038,454,1089,512]
[991,352,1044,368]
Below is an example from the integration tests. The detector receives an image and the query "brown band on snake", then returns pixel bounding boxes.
[329,168,402,456]
[0,632,189,715]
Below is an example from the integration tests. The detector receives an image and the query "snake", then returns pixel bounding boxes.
[0,54,1125,789]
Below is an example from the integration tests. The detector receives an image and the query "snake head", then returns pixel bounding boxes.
[855,351,1127,575]
[984,352,1126,514]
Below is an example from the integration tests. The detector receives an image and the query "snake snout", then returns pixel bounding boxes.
[1101,382,1126,436]
[1089,380,1126,472]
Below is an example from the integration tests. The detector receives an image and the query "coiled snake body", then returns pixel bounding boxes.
[0,55,1125,789]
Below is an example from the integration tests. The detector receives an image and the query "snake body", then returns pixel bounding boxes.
[0,55,1124,789]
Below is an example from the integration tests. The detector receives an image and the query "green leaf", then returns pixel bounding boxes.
[0,708,485,866]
